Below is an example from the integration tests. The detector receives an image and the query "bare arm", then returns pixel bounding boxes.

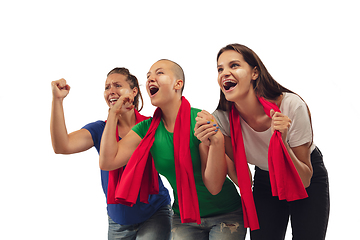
[285,142,313,188]
[224,136,252,186]
[50,79,94,154]
[195,110,227,195]
[99,96,142,171]
[226,154,238,186]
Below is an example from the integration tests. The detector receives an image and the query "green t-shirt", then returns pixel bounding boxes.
[132,107,241,217]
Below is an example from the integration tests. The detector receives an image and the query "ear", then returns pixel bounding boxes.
[131,87,138,97]
[174,79,184,91]
[251,66,259,81]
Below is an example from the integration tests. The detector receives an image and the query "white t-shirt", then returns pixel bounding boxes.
[213,92,315,171]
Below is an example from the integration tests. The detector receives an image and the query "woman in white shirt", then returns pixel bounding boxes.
[195,44,329,240]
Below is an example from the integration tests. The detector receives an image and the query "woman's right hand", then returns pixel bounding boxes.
[194,110,221,146]
[51,78,70,100]
[108,91,135,116]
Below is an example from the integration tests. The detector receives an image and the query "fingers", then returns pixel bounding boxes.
[52,78,70,90]
[194,111,220,145]
[110,93,135,115]
[271,111,292,133]
[195,119,219,137]
[270,109,275,118]
[51,78,70,98]
[196,110,215,122]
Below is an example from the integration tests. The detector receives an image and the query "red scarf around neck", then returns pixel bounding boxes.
[116,96,201,224]
[106,109,150,204]
[229,97,308,231]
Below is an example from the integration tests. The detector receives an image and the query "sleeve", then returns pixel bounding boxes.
[81,120,105,153]
[132,118,151,139]
[285,99,313,148]
[213,109,231,137]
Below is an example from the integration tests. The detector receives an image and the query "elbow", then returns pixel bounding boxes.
[99,157,116,171]
[303,170,313,188]
[99,159,111,171]
[209,188,221,195]
[51,141,72,154]
[303,179,311,189]
[206,182,224,195]
[52,146,67,155]
[99,163,111,171]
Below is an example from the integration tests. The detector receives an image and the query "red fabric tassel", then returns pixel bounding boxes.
[106,110,150,204]
[116,97,201,224]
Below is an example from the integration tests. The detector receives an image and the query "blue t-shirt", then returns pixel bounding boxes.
[82,120,171,225]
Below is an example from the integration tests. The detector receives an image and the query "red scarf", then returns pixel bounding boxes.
[116,96,201,224]
[229,97,308,231]
[106,110,150,204]
[258,97,308,201]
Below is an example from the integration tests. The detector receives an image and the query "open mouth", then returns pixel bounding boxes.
[149,85,159,96]
[109,98,118,104]
[223,80,237,91]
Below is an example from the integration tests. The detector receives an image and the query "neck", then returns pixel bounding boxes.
[234,92,264,120]
[233,92,272,132]
[117,108,136,128]
[234,92,283,132]
[160,96,182,133]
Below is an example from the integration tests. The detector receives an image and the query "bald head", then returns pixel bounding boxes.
[158,59,185,93]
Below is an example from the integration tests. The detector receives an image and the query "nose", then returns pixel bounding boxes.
[147,75,155,84]
[106,85,116,96]
[219,67,231,81]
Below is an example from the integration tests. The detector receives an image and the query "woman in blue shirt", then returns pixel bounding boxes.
[50,67,171,240]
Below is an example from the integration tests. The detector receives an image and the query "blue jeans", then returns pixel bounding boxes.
[108,204,172,240]
[171,207,246,240]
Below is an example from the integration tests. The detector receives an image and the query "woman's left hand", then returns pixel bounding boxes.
[194,110,221,146]
[270,109,292,143]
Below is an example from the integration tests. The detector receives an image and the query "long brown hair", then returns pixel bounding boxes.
[216,44,313,144]
[107,67,144,111]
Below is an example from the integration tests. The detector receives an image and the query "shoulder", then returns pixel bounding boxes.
[213,109,229,120]
[213,109,230,137]
[132,118,152,138]
[280,92,307,116]
[82,120,106,132]
[190,107,201,120]
[281,92,306,109]
[191,107,202,115]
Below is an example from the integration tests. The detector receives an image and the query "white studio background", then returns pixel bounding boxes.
[1,1,358,239]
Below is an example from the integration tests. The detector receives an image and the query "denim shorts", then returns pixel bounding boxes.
[108,204,172,240]
[171,207,246,240]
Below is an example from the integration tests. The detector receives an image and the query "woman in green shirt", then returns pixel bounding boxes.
[99,59,246,240]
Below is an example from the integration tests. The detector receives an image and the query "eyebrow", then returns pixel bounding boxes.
[105,81,121,86]
[217,60,240,68]
[147,68,164,78]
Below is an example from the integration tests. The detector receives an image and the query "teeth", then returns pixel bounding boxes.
[109,98,118,103]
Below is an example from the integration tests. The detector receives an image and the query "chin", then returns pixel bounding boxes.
[150,98,159,107]
[223,92,236,102]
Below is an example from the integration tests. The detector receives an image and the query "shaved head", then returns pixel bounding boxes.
[158,59,185,93]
